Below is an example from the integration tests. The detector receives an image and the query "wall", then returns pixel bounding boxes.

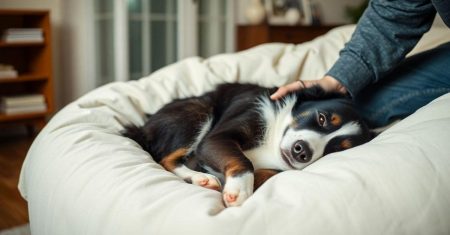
[58,0,96,106]
[315,0,365,25]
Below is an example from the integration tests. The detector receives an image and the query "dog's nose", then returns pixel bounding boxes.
[291,140,312,163]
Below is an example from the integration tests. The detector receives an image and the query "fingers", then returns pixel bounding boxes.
[270,81,305,100]
[321,75,348,94]
[270,76,347,100]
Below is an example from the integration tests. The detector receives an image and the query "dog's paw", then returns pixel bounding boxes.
[223,172,254,207]
[191,173,222,191]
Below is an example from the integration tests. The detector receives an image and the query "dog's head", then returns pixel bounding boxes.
[279,86,373,169]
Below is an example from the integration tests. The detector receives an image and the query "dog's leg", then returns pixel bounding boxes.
[222,158,254,207]
[160,148,221,191]
[197,138,255,207]
[253,169,280,191]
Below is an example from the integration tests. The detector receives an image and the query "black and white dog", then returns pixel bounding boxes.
[123,83,373,207]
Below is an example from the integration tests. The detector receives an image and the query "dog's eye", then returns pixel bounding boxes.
[318,113,327,127]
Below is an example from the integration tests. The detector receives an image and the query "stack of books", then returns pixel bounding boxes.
[0,64,18,79]
[0,94,47,115]
[2,28,44,43]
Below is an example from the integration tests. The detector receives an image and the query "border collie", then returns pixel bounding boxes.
[123,83,373,207]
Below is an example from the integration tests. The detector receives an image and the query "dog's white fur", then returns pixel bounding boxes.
[281,122,362,168]
[172,95,363,207]
[244,96,296,171]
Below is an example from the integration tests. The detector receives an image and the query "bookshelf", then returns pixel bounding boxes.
[0,9,54,132]
[236,24,339,51]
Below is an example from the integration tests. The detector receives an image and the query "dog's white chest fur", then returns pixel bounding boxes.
[244,96,296,171]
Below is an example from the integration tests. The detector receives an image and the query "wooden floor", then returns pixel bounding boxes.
[0,132,33,230]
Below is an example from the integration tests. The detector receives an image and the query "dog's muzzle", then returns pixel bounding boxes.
[291,140,312,163]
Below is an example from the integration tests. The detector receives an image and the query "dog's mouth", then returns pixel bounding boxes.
[281,149,295,169]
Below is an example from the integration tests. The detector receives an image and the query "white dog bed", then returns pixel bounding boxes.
[19,25,450,235]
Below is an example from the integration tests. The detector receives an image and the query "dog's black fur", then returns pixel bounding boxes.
[123,83,373,207]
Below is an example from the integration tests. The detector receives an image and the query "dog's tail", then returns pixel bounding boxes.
[122,124,151,152]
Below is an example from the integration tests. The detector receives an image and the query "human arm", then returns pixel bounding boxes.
[327,0,436,97]
[272,0,437,99]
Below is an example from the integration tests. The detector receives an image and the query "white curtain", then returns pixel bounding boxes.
[93,0,235,86]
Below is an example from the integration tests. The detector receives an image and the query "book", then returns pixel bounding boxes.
[1,94,45,107]
[0,64,18,79]
[0,103,47,115]
[0,64,15,71]
[0,70,18,79]
[3,35,44,43]
[4,28,43,34]
[2,28,44,43]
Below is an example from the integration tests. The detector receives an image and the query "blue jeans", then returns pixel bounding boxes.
[355,41,450,128]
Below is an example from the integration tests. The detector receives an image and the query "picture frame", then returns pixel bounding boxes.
[265,0,314,26]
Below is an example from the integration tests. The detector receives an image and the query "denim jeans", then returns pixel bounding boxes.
[355,41,450,128]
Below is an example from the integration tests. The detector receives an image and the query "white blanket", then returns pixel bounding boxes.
[19,25,450,235]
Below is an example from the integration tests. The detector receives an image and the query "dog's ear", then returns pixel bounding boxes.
[293,85,348,102]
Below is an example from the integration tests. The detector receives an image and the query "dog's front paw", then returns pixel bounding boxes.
[223,172,254,207]
[191,173,222,191]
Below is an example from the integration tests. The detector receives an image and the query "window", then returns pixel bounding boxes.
[128,0,178,80]
[94,0,115,86]
[93,0,235,85]
[198,0,229,58]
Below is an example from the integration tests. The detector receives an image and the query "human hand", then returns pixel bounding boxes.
[270,75,347,100]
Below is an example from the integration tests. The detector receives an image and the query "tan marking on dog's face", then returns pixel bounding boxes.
[298,111,310,118]
[340,139,352,149]
[331,113,342,126]
[291,111,311,128]
[159,148,189,171]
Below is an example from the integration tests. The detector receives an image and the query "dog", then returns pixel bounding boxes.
[123,83,373,207]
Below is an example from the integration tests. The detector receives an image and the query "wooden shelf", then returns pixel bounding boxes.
[236,24,340,51]
[0,41,45,48]
[0,74,48,84]
[0,9,54,133]
[0,9,48,15]
[0,111,49,122]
